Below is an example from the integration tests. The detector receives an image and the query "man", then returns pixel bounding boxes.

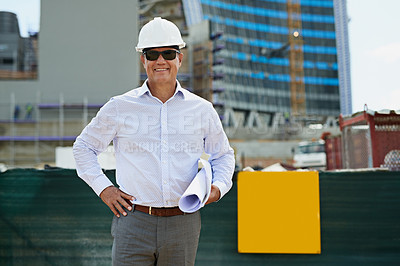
[73,17,235,265]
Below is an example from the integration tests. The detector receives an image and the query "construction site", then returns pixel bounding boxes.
[0,0,399,265]
[0,0,346,169]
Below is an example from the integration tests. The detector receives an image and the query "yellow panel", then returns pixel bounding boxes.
[237,171,321,254]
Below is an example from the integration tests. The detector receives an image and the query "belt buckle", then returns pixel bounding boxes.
[149,206,152,215]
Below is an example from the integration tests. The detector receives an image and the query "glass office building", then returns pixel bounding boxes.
[184,0,350,124]
[333,0,352,115]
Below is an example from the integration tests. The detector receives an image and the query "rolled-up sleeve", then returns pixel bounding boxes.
[204,105,235,199]
[73,99,118,196]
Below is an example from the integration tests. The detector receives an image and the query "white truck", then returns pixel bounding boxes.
[292,140,326,170]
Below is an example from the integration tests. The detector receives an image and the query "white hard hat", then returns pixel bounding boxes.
[136,17,186,52]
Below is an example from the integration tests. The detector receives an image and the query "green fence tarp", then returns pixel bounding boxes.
[1,169,400,265]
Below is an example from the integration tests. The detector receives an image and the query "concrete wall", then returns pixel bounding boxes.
[0,0,139,119]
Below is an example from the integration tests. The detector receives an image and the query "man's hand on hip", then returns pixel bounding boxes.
[205,184,221,205]
[100,186,135,217]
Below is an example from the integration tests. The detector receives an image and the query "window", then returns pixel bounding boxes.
[2,58,14,64]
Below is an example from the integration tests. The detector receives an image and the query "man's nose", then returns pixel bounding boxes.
[156,53,166,62]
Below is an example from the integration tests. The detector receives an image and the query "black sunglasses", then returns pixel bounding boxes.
[143,50,181,61]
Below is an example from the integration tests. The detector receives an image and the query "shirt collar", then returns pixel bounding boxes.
[138,79,187,100]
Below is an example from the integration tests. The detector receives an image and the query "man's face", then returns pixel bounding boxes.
[140,47,183,85]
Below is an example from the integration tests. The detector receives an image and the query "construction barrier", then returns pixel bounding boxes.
[1,169,400,265]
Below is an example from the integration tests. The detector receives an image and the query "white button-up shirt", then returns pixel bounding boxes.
[73,80,235,207]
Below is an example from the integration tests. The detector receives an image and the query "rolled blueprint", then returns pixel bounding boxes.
[178,158,212,213]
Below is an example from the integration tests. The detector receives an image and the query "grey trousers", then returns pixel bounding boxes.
[111,208,201,266]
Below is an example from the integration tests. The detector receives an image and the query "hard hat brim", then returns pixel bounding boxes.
[136,43,186,53]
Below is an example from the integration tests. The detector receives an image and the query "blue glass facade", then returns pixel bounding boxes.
[200,0,341,116]
[334,0,352,115]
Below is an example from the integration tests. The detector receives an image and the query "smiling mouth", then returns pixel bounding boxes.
[155,68,168,72]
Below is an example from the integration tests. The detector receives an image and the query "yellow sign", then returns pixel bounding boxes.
[237,171,321,254]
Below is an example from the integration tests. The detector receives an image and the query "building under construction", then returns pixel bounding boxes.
[185,0,352,128]
[0,0,139,166]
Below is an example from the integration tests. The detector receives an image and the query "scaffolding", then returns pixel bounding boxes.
[1,93,102,167]
[193,41,214,102]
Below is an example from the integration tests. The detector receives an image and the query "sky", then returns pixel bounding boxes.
[0,0,399,113]
[0,0,40,37]
[347,0,400,112]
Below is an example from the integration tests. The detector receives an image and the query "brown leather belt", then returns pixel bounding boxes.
[134,204,185,217]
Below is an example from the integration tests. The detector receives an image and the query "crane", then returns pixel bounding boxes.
[287,0,306,116]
